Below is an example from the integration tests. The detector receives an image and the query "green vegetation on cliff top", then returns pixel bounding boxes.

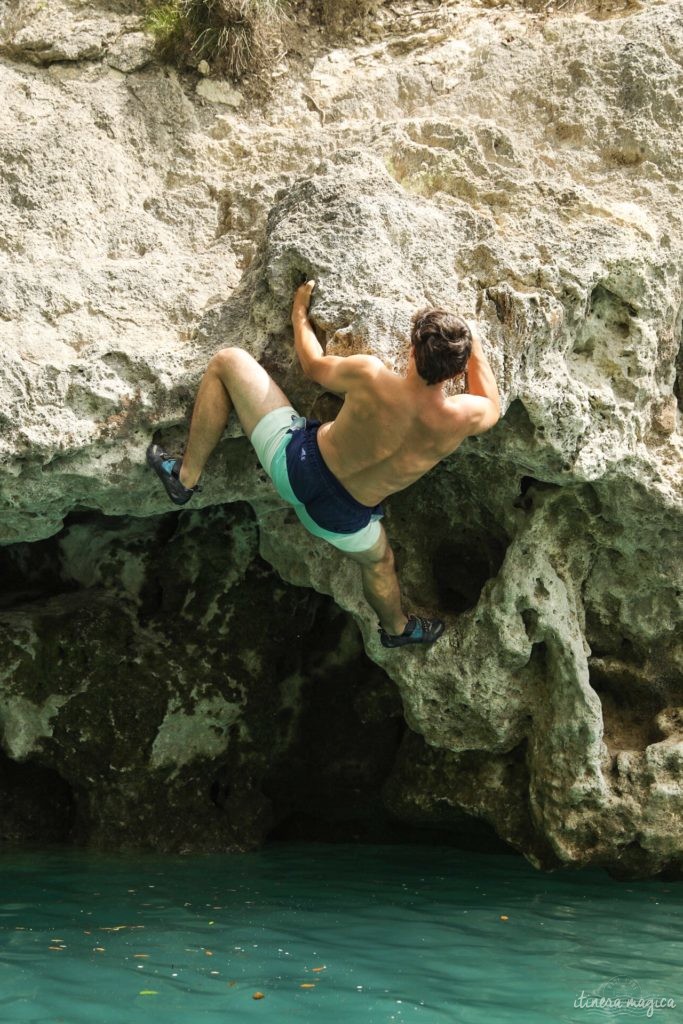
[145,0,383,79]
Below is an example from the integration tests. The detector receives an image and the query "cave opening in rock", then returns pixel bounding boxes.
[431,534,507,615]
[384,454,512,619]
[0,504,515,857]
[0,751,76,844]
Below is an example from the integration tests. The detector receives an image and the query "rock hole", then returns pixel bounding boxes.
[590,661,667,754]
[0,531,79,609]
[674,328,683,413]
[571,284,638,374]
[514,475,557,510]
[497,398,539,445]
[0,753,76,843]
[432,534,506,615]
[590,284,637,320]
[521,609,540,641]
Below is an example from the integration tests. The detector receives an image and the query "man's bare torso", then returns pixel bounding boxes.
[317,358,470,507]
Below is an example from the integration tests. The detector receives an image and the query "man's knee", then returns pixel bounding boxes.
[374,543,396,574]
[209,346,243,374]
[353,536,394,573]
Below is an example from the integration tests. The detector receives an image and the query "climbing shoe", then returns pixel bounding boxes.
[378,614,445,649]
[146,443,201,506]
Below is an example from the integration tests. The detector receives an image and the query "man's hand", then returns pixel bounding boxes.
[290,277,384,393]
[464,319,483,345]
[292,280,316,321]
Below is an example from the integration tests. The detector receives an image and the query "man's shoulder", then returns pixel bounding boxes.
[312,352,385,395]
[447,393,500,436]
[345,353,385,372]
[340,353,389,385]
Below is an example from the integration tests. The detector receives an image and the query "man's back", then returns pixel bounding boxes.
[291,280,500,511]
[317,356,473,507]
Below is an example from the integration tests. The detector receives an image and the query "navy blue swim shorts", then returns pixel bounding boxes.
[250,406,384,554]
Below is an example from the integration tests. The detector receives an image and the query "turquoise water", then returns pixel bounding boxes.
[0,844,680,1024]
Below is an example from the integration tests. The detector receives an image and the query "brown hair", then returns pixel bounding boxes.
[411,308,472,386]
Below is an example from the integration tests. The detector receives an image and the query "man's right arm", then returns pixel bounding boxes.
[291,281,382,395]
[457,325,501,436]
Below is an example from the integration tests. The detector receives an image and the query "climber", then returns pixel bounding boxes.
[147,281,501,648]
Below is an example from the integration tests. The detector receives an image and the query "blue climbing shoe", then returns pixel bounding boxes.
[146,443,201,506]
[379,614,445,649]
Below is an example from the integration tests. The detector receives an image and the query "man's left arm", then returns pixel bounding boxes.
[291,280,379,394]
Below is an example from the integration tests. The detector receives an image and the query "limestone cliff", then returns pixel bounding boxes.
[0,0,681,876]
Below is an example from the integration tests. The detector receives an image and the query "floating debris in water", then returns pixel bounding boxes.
[252,991,265,1000]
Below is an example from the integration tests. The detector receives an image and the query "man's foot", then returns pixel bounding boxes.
[378,614,445,649]
[146,443,201,506]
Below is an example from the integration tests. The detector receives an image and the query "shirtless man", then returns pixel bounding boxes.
[147,281,500,649]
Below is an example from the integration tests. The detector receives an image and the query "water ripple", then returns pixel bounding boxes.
[0,844,680,1024]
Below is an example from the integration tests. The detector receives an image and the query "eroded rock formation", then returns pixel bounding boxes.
[0,0,681,876]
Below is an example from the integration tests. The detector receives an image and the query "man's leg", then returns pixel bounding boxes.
[345,525,445,647]
[179,347,292,488]
[346,526,409,636]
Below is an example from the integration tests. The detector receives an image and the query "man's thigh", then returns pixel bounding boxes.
[343,524,389,566]
[217,347,292,438]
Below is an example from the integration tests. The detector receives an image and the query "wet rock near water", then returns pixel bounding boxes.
[0,0,681,876]
[0,506,457,852]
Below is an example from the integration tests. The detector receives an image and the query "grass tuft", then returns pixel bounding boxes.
[146,0,287,80]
